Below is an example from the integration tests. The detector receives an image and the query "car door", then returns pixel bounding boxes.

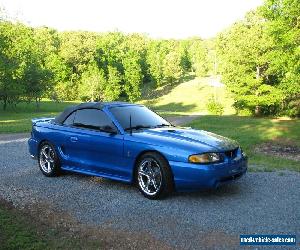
[61,108,127,178]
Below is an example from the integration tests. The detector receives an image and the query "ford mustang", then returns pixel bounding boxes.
[28,102,247,199]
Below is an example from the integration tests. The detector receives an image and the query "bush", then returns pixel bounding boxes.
[206,97,224,115]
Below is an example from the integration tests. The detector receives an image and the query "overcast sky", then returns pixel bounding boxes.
[0,0,263,39]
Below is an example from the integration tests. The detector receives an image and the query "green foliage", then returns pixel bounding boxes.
[146,40,167,86]
[187,38,210,77]
[216,11,282,115]
[260,0,300,117]
[206,96,224,115]
[59,31,97,75]
[105,66,122,101]
[216,0,300,117]
[146,40,188,86]
[0,21,53,109]
[78,63,106,101]
[123,51,142,102]
[162,50,183,83]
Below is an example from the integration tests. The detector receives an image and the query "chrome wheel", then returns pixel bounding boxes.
[39,144,55,174]
[138,158,162,196]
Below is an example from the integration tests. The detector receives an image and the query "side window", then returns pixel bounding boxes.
[63,112,76,126]
[73,109,117,132]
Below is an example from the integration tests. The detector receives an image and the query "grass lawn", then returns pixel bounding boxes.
[188,115,300,172]
[139,75,235,115]
[0,100,79,133]
[0,201,102,250]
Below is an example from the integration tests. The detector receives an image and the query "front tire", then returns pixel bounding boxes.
[136,152,173,199]
[38,142,60,177]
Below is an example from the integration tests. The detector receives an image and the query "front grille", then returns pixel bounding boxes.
[224,147,238,159]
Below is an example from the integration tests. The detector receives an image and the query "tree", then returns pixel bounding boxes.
[0,21,53,109]
[178,40,192,73]
[187,38,210,77]
[78,63,106,101]
[146,40,167,86]
[261,0,300,116]
[163,50,183,83]
[57,31,98,100]
[216,11,283,115]
[95,32,125,75]
[124,33,149,83]
[104,66,122,101]
[23,62,53,109]
[123,50,143,102]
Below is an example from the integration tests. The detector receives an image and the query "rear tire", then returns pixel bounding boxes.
[38,142,60,177]
[136,152,173,199]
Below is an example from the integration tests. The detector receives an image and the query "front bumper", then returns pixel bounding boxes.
[169,156,248,191]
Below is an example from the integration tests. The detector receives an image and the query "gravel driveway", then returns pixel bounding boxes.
[0,134,299,249]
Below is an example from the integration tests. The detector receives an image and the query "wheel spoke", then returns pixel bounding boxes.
[146,162,153,174]
[152,167,161,177]
[48,156,54,163]
[145,179,151,193]
[47,161,51,172]
[42,149,48,159]
[139,169,149,178]
[151,179,158,190]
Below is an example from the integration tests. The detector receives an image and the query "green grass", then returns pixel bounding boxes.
[0,203,103,249]
[0,100,79,133]
[139,75,235,115]
[0,206,46,249]
[188,115,300,172]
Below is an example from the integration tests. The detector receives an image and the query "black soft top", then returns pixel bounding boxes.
[53,102,132,125]
[53,102,104,125]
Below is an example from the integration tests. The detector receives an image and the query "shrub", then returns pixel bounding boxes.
[206,97,224,115]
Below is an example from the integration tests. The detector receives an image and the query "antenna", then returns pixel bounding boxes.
[129,114,132,135]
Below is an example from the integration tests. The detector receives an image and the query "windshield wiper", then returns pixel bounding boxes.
[124,125,152,131]
[154,123,173,128]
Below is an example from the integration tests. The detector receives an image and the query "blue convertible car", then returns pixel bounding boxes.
[28,102,247,199]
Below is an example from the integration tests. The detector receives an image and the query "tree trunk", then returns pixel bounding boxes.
[255,105,261,116]
[256,66,260,80]
[3,96,7,110]
[255,66,261,116]
[35,97,40,111]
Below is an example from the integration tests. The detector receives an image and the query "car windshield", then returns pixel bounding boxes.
[109,105,171,131]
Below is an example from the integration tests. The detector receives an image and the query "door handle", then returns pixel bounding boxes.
[70,136,78,142]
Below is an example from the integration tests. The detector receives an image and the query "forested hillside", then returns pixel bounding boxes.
[217,0,300,117]
[0,0,299,117]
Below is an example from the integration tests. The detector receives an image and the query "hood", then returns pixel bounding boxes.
[134,127,239,152]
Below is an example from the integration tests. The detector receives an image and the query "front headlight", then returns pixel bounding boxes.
[188,153,222,164]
